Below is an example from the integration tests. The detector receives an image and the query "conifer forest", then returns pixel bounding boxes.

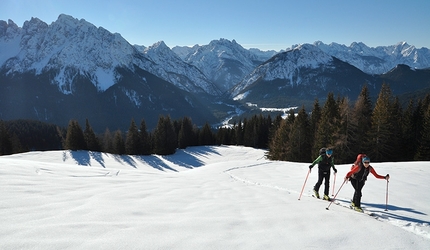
[1,84,429,163]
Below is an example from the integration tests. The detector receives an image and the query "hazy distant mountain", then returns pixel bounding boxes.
[312,41,430,74]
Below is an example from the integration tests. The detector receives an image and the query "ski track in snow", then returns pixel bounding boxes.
[224,162,291,194]
[225,161,430,240]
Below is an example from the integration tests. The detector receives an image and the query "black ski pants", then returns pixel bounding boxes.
[314,170,330,196]
[350,178,366,208]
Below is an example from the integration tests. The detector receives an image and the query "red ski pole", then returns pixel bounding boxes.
[326,179,347,210]
[298,169,310,200]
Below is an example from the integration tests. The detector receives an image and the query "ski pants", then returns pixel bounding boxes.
[314,170,330,196]
[350,178,366,208]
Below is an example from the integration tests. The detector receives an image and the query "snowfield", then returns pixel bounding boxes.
[1,146,429,249]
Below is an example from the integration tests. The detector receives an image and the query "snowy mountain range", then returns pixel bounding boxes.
[1,14,430,131]
[172,39,275,93]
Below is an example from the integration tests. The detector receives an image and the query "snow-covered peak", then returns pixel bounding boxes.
[0,15,146,93]
[0,15,222,96]
[231,43,333,96]
[143,41,176,60]
[171,44,200,60]
[142,40,221,95]
[283,43,333,67]
[0,19,20,39]
[182,38,263,92]
[314,41,430,74]
[248,48,278,62]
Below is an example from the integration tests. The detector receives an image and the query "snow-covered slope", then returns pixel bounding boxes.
[0,146,429,249]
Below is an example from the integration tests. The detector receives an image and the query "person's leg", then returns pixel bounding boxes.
[350,179,358,206]
[355,181,366,208]
[313,171,324,198]
[323,172,330,196]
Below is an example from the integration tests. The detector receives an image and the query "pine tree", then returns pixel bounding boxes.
[235,119,244,146]
[257,114,271,149]
[414,105,430,160]
[288,106,311,162]
[178,117,195,149]
[267,111,295,160]
[113,130,125,155]
[243,116,256,147]
[153,115,177,155]
[390,97,403,161]
[199,122,214,146]
[102,128,114,153]
[65,120,86,151]
[336,97,354,163]
[84,119,101,152]
[139,119,151,155]
[0,120,13,156]
[309,99,322,157]
[401,100,417,160]
[314,93,340,157]
[125,119,141,155]
[350,85,373,156]
[368,83,395,162]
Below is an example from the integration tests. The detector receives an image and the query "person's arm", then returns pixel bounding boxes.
[330,158,337,173]
[345,165,360,179]
[309,155,322,169]
[369,166,389,180]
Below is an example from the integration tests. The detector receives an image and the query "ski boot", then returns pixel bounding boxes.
[323,194,332,201]
[313,190,320,199]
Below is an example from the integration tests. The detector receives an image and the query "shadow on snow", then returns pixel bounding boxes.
[66,146,221,172]
[337,198,429,225]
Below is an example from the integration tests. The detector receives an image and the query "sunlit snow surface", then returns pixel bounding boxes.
[1,146,429,249]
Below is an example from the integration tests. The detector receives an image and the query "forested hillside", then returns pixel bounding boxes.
[1,84,429,162]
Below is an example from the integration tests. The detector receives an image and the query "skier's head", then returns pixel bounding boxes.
[326,149,333,156]
[362,156,370,166]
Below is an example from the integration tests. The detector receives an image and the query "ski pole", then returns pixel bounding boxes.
[385,179,389,211]
[298,169,310,200]
[326,179,347,210]
[332,173,336,196]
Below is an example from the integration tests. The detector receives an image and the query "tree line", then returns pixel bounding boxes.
[1,83,429,163]
[268,84,430,163]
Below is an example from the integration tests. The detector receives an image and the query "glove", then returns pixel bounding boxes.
[385,174,390,180]
[334,168,337,174]
[309,165,313,169]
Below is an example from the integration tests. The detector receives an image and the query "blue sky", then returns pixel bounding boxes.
[2,0,429,51]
